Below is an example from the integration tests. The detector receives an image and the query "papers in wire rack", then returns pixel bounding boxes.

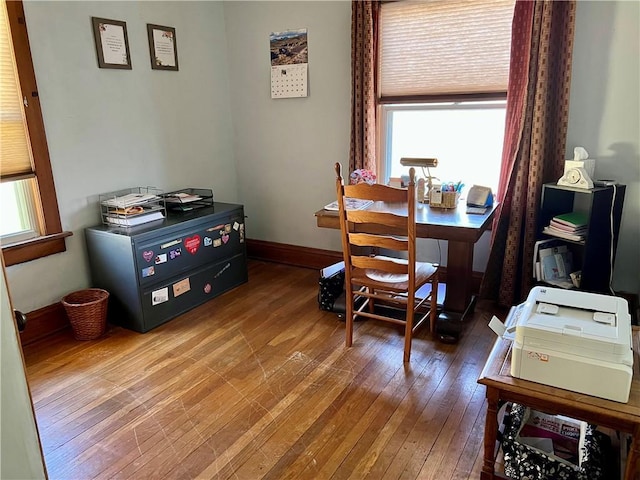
[324,198,374,211]
[105,210,164,226]
[101,193,161,208]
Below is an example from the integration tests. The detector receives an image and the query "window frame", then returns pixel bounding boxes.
[1,0,70,266]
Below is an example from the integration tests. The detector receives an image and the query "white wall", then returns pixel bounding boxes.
[5,0,638,313]
[6,1,237,312]
[223,1,351,251]
[567,0,640,294]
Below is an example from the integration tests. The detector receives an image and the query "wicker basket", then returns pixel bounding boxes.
[62,288,109,340]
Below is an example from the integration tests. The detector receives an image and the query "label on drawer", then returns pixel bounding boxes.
[173,278,191,297]
[152,287,169,305]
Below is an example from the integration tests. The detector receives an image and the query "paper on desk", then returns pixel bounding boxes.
[488,305,521,341]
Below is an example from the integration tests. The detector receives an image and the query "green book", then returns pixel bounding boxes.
[552,211,589,228]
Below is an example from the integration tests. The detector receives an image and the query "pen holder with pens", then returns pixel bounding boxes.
[429,184,460,209]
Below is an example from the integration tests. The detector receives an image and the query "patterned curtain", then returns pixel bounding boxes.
[350,1,379,173]
[481,0,576,306]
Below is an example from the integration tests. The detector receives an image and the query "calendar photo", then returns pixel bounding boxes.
[270,28,308,98]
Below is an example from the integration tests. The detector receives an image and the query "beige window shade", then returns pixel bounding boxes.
[379,0,515,98]
[1,0,34,180]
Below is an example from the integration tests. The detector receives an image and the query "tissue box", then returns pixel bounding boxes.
[502,403,606,480]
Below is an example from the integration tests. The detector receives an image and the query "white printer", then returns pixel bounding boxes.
[497,286,633,403]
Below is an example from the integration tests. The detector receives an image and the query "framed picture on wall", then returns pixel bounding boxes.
[91,17,132,69]
[147,24,179,71]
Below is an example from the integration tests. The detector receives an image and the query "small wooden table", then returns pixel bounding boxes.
[478,327,640,480]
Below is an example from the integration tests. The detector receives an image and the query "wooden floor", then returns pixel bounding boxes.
[23,260,504,480]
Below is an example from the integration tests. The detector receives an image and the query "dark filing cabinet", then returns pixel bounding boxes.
[85,202,247,332]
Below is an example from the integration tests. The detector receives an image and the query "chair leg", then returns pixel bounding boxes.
[345,284,354,348]
[368,287,375,314]
[404,302,415,362]
[429,276,439,334]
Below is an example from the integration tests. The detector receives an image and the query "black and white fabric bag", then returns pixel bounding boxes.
[318,268,345,312]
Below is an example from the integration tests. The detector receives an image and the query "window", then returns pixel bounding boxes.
[1,0,69,266]
[377,0,515,190]
[380,101,507,193]
[0,179,40,243]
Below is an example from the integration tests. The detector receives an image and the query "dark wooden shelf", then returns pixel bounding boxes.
[538,183,625,294]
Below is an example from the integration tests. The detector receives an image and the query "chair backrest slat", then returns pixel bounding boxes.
[346,210,407,229]
[349,233,408,251]
[344,183,407,203]
[351,255,409,274]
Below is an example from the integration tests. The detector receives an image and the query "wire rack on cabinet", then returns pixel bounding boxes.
[161,188,213,212]
[99,187,166,227]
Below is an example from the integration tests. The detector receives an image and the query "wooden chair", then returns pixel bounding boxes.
[334,162,439,362]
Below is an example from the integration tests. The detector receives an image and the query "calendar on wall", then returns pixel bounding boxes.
[270,28,308,99]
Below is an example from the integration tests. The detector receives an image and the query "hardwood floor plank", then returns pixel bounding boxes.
[186,324,393,479]
[261,330,408,480]
[236,324,405,479]
[357,333,480,479]
[416,326,491,479]
[22,260,504,480]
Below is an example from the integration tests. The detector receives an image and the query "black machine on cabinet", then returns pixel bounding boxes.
[537,183,625,295]
[85,202,247,332]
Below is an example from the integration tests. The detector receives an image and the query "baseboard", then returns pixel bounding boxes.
[246,238,343,270]
[20,240,485,347]
[245,238,483,291]
[20,302,69,347]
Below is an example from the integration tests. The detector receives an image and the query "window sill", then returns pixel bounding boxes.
[2,231,73,266]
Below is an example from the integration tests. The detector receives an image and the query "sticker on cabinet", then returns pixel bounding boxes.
[173,278,191,297]
[185,235,201,254]
[152,287,169,305]
[142,266,155,277]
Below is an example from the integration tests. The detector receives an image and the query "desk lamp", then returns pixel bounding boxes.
[400,157,439,202]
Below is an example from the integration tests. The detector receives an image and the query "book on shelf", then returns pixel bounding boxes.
[105,210,165,226]
[552,211,589,229]
[324,198,374,211]
[548,219,587,233]
[542,226,585,242]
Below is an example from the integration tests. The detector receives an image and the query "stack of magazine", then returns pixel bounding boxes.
[542,211,588,242]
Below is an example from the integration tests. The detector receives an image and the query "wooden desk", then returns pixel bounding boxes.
[478,327,640,480]
[315,202,497,315]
